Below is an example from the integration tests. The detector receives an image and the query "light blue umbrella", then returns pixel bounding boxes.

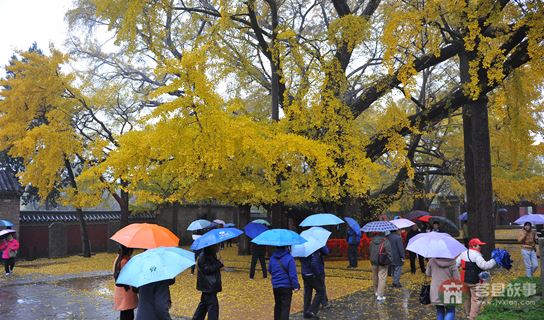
[344,217,361,236]
[407,232,467,259]
[187,219,212,231]
[190,227,243,250]
[0,220,14,227]
[299,213,344,227]
[459,212,468,222]
[361,221,398,233]
[224,223,235,227]
[252,229,307,246]
[116,247,195,288]
[252,219,271,226]
[291,227,331,257]
[514,214,544,225]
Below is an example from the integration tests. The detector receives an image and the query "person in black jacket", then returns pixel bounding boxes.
[136,279,174,320]
[192,244,224,320]
[407,224,425,274]
[249,243,267,279]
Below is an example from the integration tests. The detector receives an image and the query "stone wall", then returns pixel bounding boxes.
[0,195,20,233]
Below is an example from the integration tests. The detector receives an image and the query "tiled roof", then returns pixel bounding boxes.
[20,211,156,224]
[0,170,22,196]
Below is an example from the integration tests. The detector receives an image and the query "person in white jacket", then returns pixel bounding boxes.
[456,238,496,320]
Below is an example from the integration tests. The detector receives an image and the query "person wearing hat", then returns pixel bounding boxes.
[456,238,497,320]
[518,222,539,277]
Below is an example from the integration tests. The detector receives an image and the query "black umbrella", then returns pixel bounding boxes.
[405,210,430,220]
[429,216,460,237]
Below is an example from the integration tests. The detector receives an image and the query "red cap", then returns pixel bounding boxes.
[468,238,486,247]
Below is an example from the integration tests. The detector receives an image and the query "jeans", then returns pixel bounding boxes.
[436,305,455,320]
[273,287,293,320]
[392,265,402,285]
[250,254,267,279]
[303,274,325,315]
[521,249,539,277]
[347,244,359,267]
[192,292,219,320]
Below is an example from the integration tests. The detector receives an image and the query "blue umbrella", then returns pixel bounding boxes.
[116,247,195,288]
[252,219,271,226]
[407,232,466,259]
[459,212,468,222]
[244,222,269,239]
[0,220,14,227]
[344,217,361,236]
[291,227,331,257]
[190,227,243,250]
[187,219,212,231]
[252,229,307,246]
[361,221,398,233]
[224,223,236,227]
[299,213,344,227]
[514,214,544,225]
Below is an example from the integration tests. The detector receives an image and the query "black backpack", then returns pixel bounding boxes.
[462,251,482,284]
[378,238,392,266]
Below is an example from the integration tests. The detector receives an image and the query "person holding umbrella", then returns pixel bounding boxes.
[0,230,19,276]
[245,222,269,280]
[426,257,460,320]
[113,245,138,320]
[407,224,425,274]
[344,217,361,268]
[193,244,224,320]
[456,238,497,320]
[363,221,397,301]
[518,222,539,277]
[387,229,405,288]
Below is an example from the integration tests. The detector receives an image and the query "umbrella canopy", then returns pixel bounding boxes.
[299,213,344,227]
[291,227,332,257]
[0,220,14,227]
[417,215,432,223]
[497,208,508,214]
[514,214,544,225]
[190,228,243,250]
[252,219,271,226]
[361,221,398,233]
[111,223,179,249]
[187,219,213,231]
[389,218,415,229]
[252,229,307,246]
[116,247,195,288]
[224,223,235,227]
[429,216,460,237]
[344,217,361,236]
[405,210,430,220]
[244,222,269,239]
[213,219,226,226]
[459,212,468,222]
[407,232,467,259]
[0,229,16,237]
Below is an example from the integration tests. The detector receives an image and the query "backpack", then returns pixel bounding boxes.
[462,251,482,284]
[378,238,391,266]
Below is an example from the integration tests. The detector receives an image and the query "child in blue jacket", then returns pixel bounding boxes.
[268,246,300,320]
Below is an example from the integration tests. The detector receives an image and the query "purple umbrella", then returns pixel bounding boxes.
[407,232,466,259]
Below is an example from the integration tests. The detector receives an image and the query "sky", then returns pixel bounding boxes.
[0,0,73,76]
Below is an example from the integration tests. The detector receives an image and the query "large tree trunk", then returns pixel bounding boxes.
[120,188,130,228]
[238,204,251,255]
[64,158,91,257]
[460,51,495,258]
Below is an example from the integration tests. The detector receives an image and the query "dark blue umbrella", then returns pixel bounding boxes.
[251,229,307,246]
[344,217,361,236]
[361,221,398,233]
[0,220,14,227]
[190,227,243,250]
[459,212,468,222]
[244,222,269,239]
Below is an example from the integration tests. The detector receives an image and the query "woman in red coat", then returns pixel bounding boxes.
[0,232,19,276]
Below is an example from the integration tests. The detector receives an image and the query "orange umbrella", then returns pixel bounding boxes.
[111,223,179,249]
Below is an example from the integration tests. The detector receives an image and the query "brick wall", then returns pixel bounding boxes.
[0,195,20,233]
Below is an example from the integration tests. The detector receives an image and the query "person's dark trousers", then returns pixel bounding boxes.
[119,309,134,320]
[192,292,219,320]
[303,275,325,315]
[4,258,15,274]
[249,254,267,279]
[409,251,425,274]
[273,287,293,320]
[347,244,359,267]
[320,274,328,307]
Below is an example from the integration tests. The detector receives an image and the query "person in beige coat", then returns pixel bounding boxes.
[426,258,460,320]
[518,222,539,277]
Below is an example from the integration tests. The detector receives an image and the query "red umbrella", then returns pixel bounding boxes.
[417,215,432,223]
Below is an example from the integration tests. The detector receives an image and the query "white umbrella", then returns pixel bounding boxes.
[390,218,415,229]
[291,227,332,257]
[407,232,466,259]
[213,219,226,226]
[514,214,544,225]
